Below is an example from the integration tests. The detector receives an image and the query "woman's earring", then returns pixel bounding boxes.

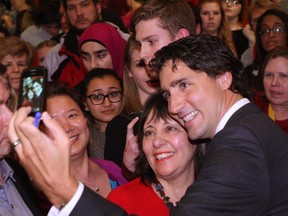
[85,107,89,111]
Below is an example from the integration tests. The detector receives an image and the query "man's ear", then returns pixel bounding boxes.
[219,71,232,90]
[176,28,190,39]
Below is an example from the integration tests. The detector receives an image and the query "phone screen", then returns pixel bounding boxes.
[18,67,47,116]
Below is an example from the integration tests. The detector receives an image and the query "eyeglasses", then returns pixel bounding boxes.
[259,26,286,35]
[222,0,241,5]
[87,91,123,105]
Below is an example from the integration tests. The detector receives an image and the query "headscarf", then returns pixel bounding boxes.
[79,22,127,79]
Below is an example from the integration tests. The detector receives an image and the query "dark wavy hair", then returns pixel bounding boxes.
[135,92,204,184]
[150,34,250,99]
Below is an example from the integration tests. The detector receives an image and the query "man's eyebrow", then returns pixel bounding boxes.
[136,35,157,43]
[67,0,87,7]
[159,78,186,92]
[170,78,185,87]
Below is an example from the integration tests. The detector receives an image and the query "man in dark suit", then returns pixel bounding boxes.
[152,34,288,215]
[9,35,288,215]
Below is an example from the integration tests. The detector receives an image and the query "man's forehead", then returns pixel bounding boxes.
[66,0,90,5]
[135,17,162,29]
[135,18,169,40]
[159,60,187,73]
[159,60,189,86]
[159,62,175,86]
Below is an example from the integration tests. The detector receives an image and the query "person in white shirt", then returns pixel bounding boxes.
[20,1,60,47]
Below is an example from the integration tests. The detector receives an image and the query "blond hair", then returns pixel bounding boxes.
[0,36,34,67]
[123,34,143,116]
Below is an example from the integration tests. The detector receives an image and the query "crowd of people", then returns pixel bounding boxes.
[0,0,288,215]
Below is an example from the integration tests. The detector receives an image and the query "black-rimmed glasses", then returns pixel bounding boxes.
[87,91,123,105]
[259,26,286,35]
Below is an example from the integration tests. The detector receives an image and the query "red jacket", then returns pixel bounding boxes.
[51,30,86,87]
[57,45,85,87]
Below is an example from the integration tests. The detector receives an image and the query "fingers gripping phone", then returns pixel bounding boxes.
[128,112,142,136]
[18,66,47,116]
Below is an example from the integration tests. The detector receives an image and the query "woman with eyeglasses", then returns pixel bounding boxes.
[222,0,250,59]
[37,82,126,212]
[240,0,280,67]
[257,10,287,58]
[246,9,288,93]
[81,68,125,161]
[248,0,280,33]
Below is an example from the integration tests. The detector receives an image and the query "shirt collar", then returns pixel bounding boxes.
[0,159,16,183]
[215,98,250,134]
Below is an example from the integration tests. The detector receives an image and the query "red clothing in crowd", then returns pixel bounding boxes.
[107,177,169,216]
[254,92,288,134]
[56,44,85,87]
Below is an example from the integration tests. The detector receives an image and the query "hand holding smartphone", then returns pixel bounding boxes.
[128,112,142,135]
[18,66,47,117]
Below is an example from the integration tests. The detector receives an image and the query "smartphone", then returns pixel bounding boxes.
[18,66,47,116]
[128,111,142,121]
[128,112,142,135]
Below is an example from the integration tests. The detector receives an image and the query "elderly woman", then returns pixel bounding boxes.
[107,92,204,216]
[0,36,34,94]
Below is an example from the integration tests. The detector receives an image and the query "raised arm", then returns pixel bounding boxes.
[8,107,127,215]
